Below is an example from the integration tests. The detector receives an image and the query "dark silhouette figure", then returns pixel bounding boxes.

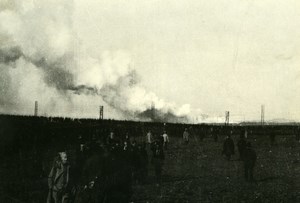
[244,142,257,182]
[151,141,165,186]
[237,133,247,161]
[222,135,235,160]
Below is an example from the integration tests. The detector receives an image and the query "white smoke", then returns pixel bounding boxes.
[0,0,194,121]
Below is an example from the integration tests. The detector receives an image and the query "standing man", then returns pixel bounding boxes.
[47,152,71,203]
[183,128,189,144]
[222,134,235,161]
[244,128,248,139]
[162,131,169,150]
[146,130,153,150]
[244,142,257,182]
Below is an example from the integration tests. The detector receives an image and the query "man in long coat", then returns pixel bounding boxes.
[48,152,71,203]
[222,135,235,160]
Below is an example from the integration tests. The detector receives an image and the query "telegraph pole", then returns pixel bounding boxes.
[261,105,265,125]
[225,111,230,126]
[34,101,38,116]
[99,106,104,120]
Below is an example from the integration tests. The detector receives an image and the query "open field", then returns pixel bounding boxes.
[131,136,300,203]
[0,115,299,202]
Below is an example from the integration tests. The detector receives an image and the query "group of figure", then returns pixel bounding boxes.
[49,127,298,202]
[222,129,257,182]
[47,130,167,203]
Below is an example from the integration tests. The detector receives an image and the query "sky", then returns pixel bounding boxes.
[0,0,300,123]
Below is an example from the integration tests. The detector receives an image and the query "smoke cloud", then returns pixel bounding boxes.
[0,0,193,122]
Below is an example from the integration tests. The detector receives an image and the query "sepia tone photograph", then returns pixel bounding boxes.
[0,0,300,202]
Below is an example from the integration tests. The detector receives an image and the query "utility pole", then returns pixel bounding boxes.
[99,106,104,120]
[34,101,38,116]
[261,105,265,125]
[225,111,230,126]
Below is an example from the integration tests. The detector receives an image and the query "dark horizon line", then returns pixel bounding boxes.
[0,113,299,126]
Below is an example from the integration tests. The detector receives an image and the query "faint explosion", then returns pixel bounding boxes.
[0,0,192,122]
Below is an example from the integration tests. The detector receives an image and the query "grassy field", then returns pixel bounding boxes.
[0,129,299,202]
[131,135,300,203]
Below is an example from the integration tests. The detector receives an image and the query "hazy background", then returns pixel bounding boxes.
[0,0,300,123]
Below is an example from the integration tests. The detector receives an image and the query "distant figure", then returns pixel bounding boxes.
[157,134,164,146]
[146,130,153,143]
[237,131,247,160]
[162,131,169,150]
[244,142,257,182]
[183,128,189,144]
[106,132,115,146]
[123,140,129,151]
[151,141,165,186]
[47,152,71,203]
[146,130,153,150]
[222,135,235,160]
[124,133,131,144]
[244,128,248,139]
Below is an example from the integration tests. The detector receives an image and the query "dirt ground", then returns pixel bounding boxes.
[131,135,300,203]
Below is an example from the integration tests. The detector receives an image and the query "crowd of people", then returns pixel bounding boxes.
[47,130,168,203]
[46,127,262,203]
